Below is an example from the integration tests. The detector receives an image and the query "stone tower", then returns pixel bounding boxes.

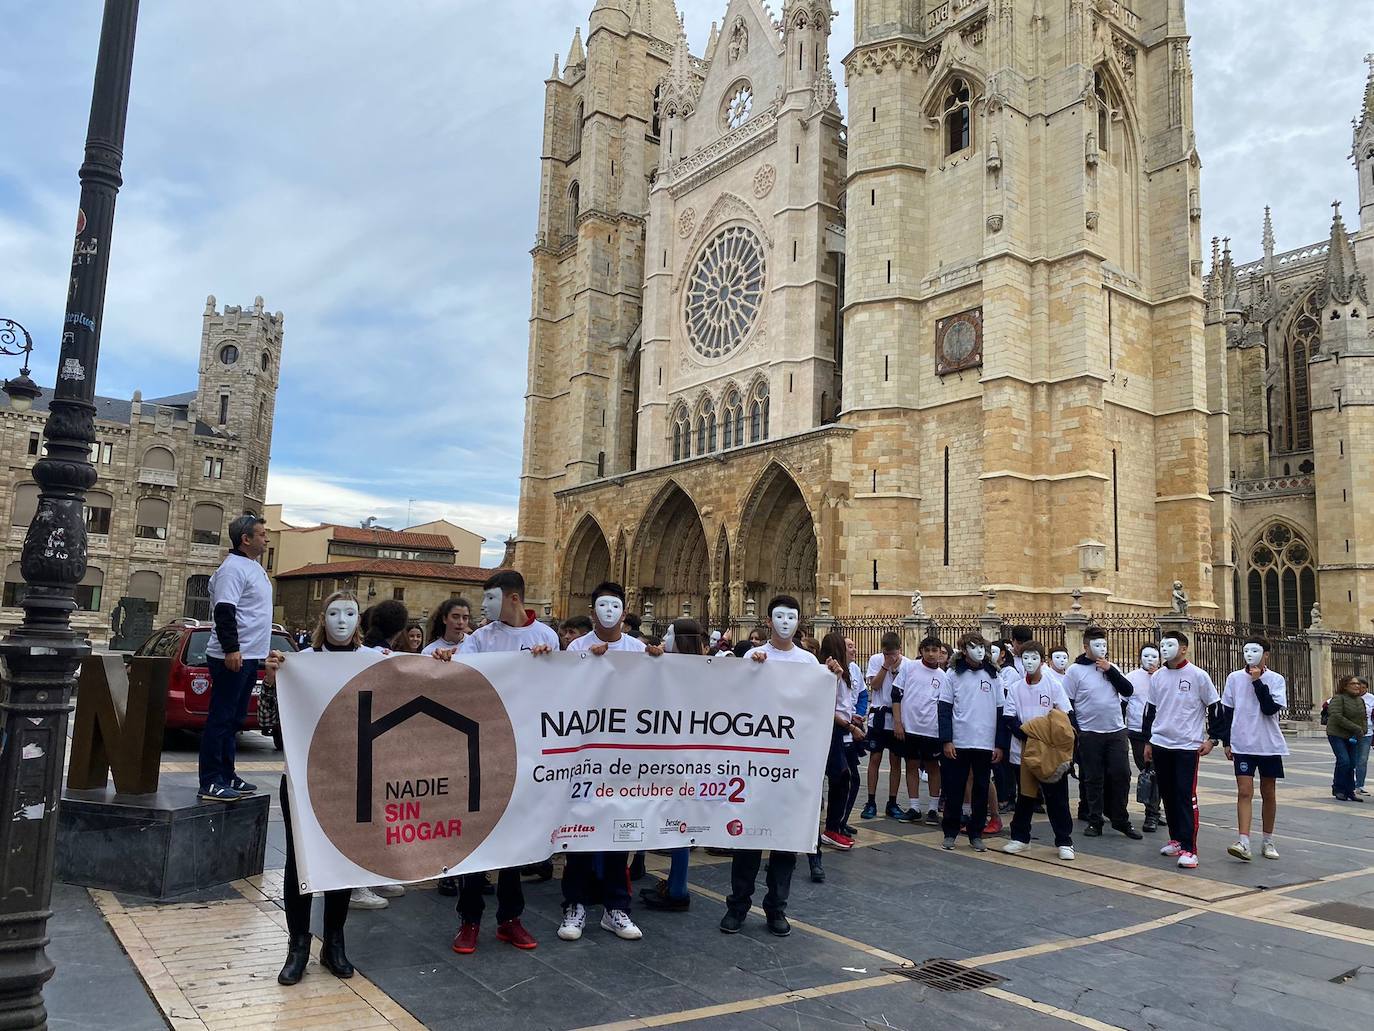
[516,0,679,596]
[840,0,1213,611]
[195,295,283,516]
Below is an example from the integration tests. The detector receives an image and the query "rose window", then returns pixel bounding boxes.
[726,84,753,130]
[684,226,766,359]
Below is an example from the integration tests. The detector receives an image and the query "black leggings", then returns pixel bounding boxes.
[280,776,349,938]
[940,749,993,841]
[824,728,852,833]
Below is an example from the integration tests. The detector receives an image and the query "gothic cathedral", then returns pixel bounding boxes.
[512,0,1374,634]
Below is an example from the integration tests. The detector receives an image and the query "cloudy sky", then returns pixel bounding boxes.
[1,2,1367,565]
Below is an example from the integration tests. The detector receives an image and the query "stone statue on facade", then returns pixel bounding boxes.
[1310,602,1323,628]
[1171,580,1189,616]
[910,591,927,619]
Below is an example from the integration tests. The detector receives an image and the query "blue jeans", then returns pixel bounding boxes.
[1329,735,1360,797]
[666,848,689,900]
[199,656,259,793]
[1357,735,1372,790]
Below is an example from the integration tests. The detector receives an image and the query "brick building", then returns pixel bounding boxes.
[512,1,1374,633]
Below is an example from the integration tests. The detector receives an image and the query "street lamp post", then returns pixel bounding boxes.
[0,321,42,412]
[0,3,139,1027]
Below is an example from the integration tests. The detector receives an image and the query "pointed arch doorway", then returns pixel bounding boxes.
[633,482,710,628]
[563,515,611,619]
[737,464,818,616]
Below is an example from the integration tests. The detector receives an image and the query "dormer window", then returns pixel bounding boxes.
[944,78,971,155]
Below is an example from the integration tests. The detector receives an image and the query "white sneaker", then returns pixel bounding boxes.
[349,887,388,910]
[1177,851,1199,869]
[601,909,642,941]
[1002,840,1030,855]
[374,883,406,898]
[1159,840,1182,857]
[558,904,587,941]
[1058,846,1076,861]
[1227,841,1253,862]
[1262,841,1280,860]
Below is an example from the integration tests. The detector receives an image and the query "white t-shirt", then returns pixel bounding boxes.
[1221,669,1289,756]
[866,654,908,729]
[997,665,1020,699]
[1063,660,1129,733]
[1004,675,1073,764]
[892,660,942,737]
[458,618,560,654]
[745,642,820,665]
[567,631,647,653]
[207,552,273,660]
[848,662,864,697]
[1362,693,1374,736]
[1148,662,1220,751]
[834,672,861,741]
[421,636,465,656]
[937,664,1002,751]
[1124,668,1153,732]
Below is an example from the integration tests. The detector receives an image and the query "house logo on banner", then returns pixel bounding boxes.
[306,657,518,881]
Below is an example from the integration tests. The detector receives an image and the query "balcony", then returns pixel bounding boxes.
[190,542,221,563]
[87,533,110,555]
[137,468,177,488]
[132,537,168,558]
[1233,475,1314,499]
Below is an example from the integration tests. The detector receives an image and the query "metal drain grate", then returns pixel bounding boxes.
[1295,902,1374,932]
[883,959,1004,993]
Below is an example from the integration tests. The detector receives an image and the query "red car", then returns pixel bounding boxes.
[133,619,298,732]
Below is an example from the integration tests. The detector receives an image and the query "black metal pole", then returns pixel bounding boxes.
[0,3,138,1026]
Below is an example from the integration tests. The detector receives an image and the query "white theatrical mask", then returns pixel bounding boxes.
[966,644,987,666]
[770,607,800,641]
[1051,651,1070,674]
[990,643,1003,665]
[1022,651,1043,677]
[661,625,677,653]
[324,600,359,646]
[594,595,624,631]
[481,587,504,624]
[1140,647,1160,673]
[1159,637,1180,663]
[1242,642,1265,667]
[1088,638,1109,660]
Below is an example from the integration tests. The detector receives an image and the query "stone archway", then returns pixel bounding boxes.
[563,514,611,619]
[737,463,818,616]
[633,482,710,628]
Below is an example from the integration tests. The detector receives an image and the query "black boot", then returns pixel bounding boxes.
[320,931,354,979]
[808,855,825,883]
[277,933,312,986]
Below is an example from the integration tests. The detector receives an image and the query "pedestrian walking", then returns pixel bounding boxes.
[1326,675,1369,802]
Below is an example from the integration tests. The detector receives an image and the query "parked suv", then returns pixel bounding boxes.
[133,619,298,732]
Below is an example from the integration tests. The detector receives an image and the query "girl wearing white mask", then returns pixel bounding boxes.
[1001,643,1076,861]
[1219,637,1288,861]
[262,592,366,987]
[936,634,1007,852]
[1126,645,1163,832]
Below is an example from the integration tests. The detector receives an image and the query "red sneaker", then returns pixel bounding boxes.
[452,922,479,954]
[496,918,538,950]
[982,817,1003,836]
[820,830,854,850]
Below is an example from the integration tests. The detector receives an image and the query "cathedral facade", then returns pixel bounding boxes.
[513,0,1374,633]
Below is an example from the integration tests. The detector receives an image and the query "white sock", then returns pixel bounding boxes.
[1238,834,1250,848]
[1262,834,1274,845]
[962,804,972,817]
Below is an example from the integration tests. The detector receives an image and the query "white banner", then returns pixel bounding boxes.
[276,650,833,893]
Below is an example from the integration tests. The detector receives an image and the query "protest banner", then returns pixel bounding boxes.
[276,649,834,893]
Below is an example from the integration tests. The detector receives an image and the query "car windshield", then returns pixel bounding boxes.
[184,631,296,667]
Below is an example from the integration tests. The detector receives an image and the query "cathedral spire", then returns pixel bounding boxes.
[1222,237,1240,312]
[1206,236,1222,310]
[1324,201,1366,306]
[566,27,586,74]
[704,20,720,64]
[1262,205,1275,266]
[551,52,561,80]
[1361,53,1374,131]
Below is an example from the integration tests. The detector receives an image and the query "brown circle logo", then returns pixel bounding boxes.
[308,655,517,880]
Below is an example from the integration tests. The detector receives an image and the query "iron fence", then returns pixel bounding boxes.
[1191,618,1312,720]
[1332,633,1374,695]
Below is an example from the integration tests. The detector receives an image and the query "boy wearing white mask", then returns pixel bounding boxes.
[937,634,1007,852]
[559,582,664,942]
[890,636,945,825]
[722,595,831,938]
[1001,642,1076,860]
[1063,628,1143,840]
[861,633,908,820]
[451,571,558,955]
[1143,631,1220,870]
[1220,637,1287,862]
[1127,644,1163,833]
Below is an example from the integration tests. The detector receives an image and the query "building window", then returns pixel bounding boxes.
[724,82,754,130]
[392,587,405,601]
[184,575,212,621]
[261,350,271,373]
[944,77,971,155]
[219,344,239,365]
[192,503,224,545]
[219,394,230,425]
[3,562,25,608]
[596,451,606,478]
[684,226,767,360]
[143,446,175,474]
[75,566,103,612]
[266,547,275,571]
[694,398,717,455]
[650,84,662,138]
[568,181,580,237]
[84,491,113,536]
[311,580,323,600]
[748,380,770,443]
[672,405,691,461]
[203,456,224,479]
[1286,289,1320,452]
[257,399,267,435]
[571,100,584,158]
[11,483,39,528]
[134,497,170,541]
[1243,522,1316,630]
[128,570,162,616]
[27,432,39,456]
[1093,71,1121,159]
[722,389,743,448]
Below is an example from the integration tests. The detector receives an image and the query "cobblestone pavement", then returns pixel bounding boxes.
[51,732,1374,1030]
